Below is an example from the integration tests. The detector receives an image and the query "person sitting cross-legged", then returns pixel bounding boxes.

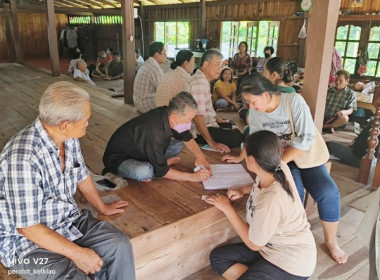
[103,52,123,80]
[323,69,357,133]
[0,81,135,280]
[103,91,212,182]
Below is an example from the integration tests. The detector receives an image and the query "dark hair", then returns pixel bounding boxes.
[107,47,113,52]
[292,84,302,93]
[200,49,223,67]
[264,46,275,55]
[219,68,233,83]
[265,57,293,84]
[246,130,294,200]
[72,52,81,59]
[135,49,141,55]
[239,73,278,97]
[238,41,248,52]
[168,91,198,115]
[171,50,194,70]
[112,52,120,57]
[149,42,165,57]
[336,69,350,80]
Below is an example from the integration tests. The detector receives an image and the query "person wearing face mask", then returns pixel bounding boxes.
[256,46,275,73]
[92,50,113,78]
[102,91,212,182]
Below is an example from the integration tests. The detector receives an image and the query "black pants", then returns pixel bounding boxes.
[210,243,309,280]
[195,126,244,148]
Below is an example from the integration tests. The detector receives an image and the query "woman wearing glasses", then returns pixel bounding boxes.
[223,73,347,265]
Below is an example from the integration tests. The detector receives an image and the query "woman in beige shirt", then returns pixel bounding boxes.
[206,130,316,280]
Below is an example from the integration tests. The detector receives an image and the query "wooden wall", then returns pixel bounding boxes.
[16,13,68,59]
[341,0,380,13]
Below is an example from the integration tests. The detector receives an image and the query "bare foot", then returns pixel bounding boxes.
[326,242,347,264]
[142,179,152,183]
[167,157,181,166]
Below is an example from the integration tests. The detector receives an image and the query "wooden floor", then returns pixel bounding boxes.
[0,63,374,280]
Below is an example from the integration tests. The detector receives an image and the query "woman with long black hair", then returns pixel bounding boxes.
[207,131,316,279]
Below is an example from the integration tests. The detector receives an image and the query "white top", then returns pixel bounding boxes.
[73,69,95,86]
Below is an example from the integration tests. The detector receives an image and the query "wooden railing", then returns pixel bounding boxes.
[358,86,380,187]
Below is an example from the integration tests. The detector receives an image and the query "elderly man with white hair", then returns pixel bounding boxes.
[0,82,135,280]
[73,59,95,86]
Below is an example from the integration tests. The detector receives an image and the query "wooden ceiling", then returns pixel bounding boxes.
[15,0,224,9]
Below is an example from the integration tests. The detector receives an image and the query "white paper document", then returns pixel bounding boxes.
[202,164,254,190]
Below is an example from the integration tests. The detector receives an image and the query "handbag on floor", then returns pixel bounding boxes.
[286,93,329,169]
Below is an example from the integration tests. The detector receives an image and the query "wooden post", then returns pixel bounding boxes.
[359,87,380,186]
[3,4,16,63]
[45,0,60,77]
[121,0,136,104]
[9,0,23,63]
[199,0,206,38]
[302,0,341,129]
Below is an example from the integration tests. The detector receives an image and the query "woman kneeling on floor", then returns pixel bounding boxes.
[206,131,316,280]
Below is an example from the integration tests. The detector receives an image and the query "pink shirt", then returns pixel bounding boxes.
[186,69,218,137]
[156,67,191,107]
[133,57,164,113]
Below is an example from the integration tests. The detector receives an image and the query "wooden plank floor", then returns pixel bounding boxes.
[0,64,373,280]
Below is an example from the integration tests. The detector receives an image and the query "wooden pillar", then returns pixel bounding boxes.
[359,86,380,186]
[121,0,136,104]
[302,0,341,129]
[45,0,60,77]
[139,3,146,57]
[3,0,23,63]
[199,0,206,38]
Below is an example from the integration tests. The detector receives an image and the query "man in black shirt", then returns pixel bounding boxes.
[103,92,212,182]
[104,52,123,80]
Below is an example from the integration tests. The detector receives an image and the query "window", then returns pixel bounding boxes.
[367,26,380,77]
[68,16,91,25]
[335,25,361,74]
[220,21,279,59]
[94,15,123,25]
[155,22,190,58]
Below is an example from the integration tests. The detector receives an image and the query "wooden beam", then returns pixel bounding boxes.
[9,0,23,63]
[3,4,16,63]
[45,0,61,77]
[207,0,297,6]
[143,2,197,9]
[198,0,206,38]
[61,0,88,8]
[302,0,340,130]
[339,14,380,21]
[15,5,121,14]
[121,0,135,104]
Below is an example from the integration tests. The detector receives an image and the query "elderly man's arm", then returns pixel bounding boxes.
[17,224,103,275]
[77,175,128,215]
[193,115,230,153]
[183,139,211,171]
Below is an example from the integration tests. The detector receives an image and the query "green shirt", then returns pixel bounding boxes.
[277,85,296,93]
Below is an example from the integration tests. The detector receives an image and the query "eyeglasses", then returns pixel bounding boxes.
[243,99,255,105]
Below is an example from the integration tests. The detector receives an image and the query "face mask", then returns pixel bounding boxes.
[173,122,191,133]
[264,53,271,58]
[106,50,111,54]
[102,54,106,58]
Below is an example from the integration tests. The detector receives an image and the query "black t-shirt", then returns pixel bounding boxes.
[102,106,192,177]
[108,61,123,77]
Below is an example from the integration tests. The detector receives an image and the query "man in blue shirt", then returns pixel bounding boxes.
[0,81,135,279]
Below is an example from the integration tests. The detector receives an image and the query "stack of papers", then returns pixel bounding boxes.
[203,164,254,190]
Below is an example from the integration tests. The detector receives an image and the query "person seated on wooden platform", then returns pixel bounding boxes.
[262,57,296,94]
[207,131,317,280]
[103,52,123,81]
[103,91,212,182]
[0,81,135,280]
[256,45,274,73]
[222,73,347,264]
[92,50,112,78]
[67,51,82,76]
[156,50,195,107]
[133,42,166,113]
[186,50,244,153]
[212,67,241,112]
[135,48,144,73]
[326,116,376,168]
[323,69,357,133]
[73,59,95,86]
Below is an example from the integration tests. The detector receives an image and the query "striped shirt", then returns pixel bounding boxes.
[0,118,89,268]
[133,57,164,113]
[186,69,218,137]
